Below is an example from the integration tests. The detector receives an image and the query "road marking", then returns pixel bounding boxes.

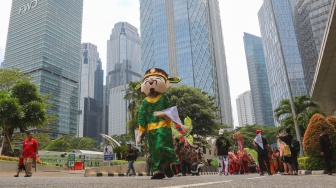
[160,180,232,188]
[247,176,267,180]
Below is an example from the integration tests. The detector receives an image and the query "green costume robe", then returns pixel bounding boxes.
[138,93,178,172]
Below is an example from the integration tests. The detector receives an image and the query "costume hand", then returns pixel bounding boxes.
[153,111,165,117]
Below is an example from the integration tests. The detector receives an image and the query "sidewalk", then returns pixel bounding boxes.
[0,170,85,178]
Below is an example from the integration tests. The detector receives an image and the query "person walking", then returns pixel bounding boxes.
[22,131,38,177]
[14,154,26,177]
[319,125,334,175]
[254,130,272,176]
[214,129,231,176]
[125,143,137,177]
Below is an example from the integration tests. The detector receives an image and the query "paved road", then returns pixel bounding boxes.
[0,172,335,188]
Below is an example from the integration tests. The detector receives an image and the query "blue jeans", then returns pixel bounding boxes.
[126,160,136,175]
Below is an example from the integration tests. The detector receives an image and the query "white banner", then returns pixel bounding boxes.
[162,106,182,124]
[254,133,264,150]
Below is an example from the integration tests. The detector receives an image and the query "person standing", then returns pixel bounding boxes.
[279,128,293,175]
[125,143,137,177]
[254,130,272,176]
[319,125,334,175]
[22,131,38,177]
[214,129,231,176]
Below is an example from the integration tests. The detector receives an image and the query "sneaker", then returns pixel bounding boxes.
[218,172,223,176]
[328,172,332,175]
[124,173,128,177]
[225,172,229,176]
[14,175,18,177]
[24,175,31,177]
[260,173,264,176]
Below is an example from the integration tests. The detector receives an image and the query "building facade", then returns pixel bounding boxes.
[294,0,333,92]
[3,0,83,136]
[236,91,255,127]
[243,32,274,126]
[140,0,233,127]
[258,0,307,125]
[78,43,103,142]
[106,22,141,136]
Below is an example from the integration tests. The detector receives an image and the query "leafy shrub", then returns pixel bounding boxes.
[0,155,19,162]
[303,114,336,157]
[298,157,326,170]
[326,116,336,130]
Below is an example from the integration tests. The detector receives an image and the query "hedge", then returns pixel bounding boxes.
[298,157,326,170]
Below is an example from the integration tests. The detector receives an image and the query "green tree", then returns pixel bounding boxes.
[124,81,145,139]
[44,137,71,152]
[110,133,131,145]
[125,84,225,137]
[274,95,324,138]
[227,125,278,149]
[0,70,49,156]
[166,85,222,136]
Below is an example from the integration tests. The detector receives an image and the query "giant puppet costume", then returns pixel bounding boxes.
[136,68,181,179]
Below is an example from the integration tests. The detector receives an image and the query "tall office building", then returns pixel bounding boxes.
[106,22,141,136]
[78,43,103,142]
[294,0,332,92]
[258,0,307,125]
[243,33,274,126]
[236,91,255,127]
[3,0,83,136]
[140,0,233,127]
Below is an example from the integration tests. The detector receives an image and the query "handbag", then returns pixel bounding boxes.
[283,143,291,157]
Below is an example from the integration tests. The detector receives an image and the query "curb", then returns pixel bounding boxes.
[91,172,219,177]
[298,170,326,175]
[94,172,146,177]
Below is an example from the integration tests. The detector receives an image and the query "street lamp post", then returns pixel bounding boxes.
[268,0,304,156]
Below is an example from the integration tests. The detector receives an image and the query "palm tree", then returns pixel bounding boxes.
[124,81,145,139]
[274,95,325,137]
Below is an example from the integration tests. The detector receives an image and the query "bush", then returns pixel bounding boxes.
[298,157,326,170]
[303,114,336,157]
[326,116,336,130]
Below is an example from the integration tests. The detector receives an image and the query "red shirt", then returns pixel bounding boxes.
[19,156,24,165]
[22,138,38,158]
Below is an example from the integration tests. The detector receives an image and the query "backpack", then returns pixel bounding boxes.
[291,140,300,152]
[283,143,291,157]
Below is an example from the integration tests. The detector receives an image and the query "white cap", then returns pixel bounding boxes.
[219,129,224,135]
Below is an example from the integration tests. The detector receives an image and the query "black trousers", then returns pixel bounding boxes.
[324,150,333,173]
[181,159,190,175]
[258,154,270,173]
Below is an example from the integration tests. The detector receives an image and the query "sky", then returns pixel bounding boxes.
[0,0,263,128]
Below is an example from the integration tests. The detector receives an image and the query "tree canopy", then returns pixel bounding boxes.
[274,95,324,138]
[125,83,222,137]
[44,135,98,152]
[0,69,50,156]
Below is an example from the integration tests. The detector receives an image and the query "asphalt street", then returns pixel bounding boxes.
[0,171,335,188]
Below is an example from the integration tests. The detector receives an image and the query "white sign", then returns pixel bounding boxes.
[19,0,38,14]
[68,161,75,167]
[254,133,264,150]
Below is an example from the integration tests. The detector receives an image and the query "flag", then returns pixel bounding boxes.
[162,106,191,136]
[254,133,264,150]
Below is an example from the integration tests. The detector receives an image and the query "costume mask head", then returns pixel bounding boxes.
[140,68,180,95]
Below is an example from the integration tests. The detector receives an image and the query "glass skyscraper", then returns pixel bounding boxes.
[294,0,332,93]
[243,33,274,126]
[140,0,233,127]
[106,22,141,135]
[3,0,83,136]
[78,43,103,142]
[258,0,307,124]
